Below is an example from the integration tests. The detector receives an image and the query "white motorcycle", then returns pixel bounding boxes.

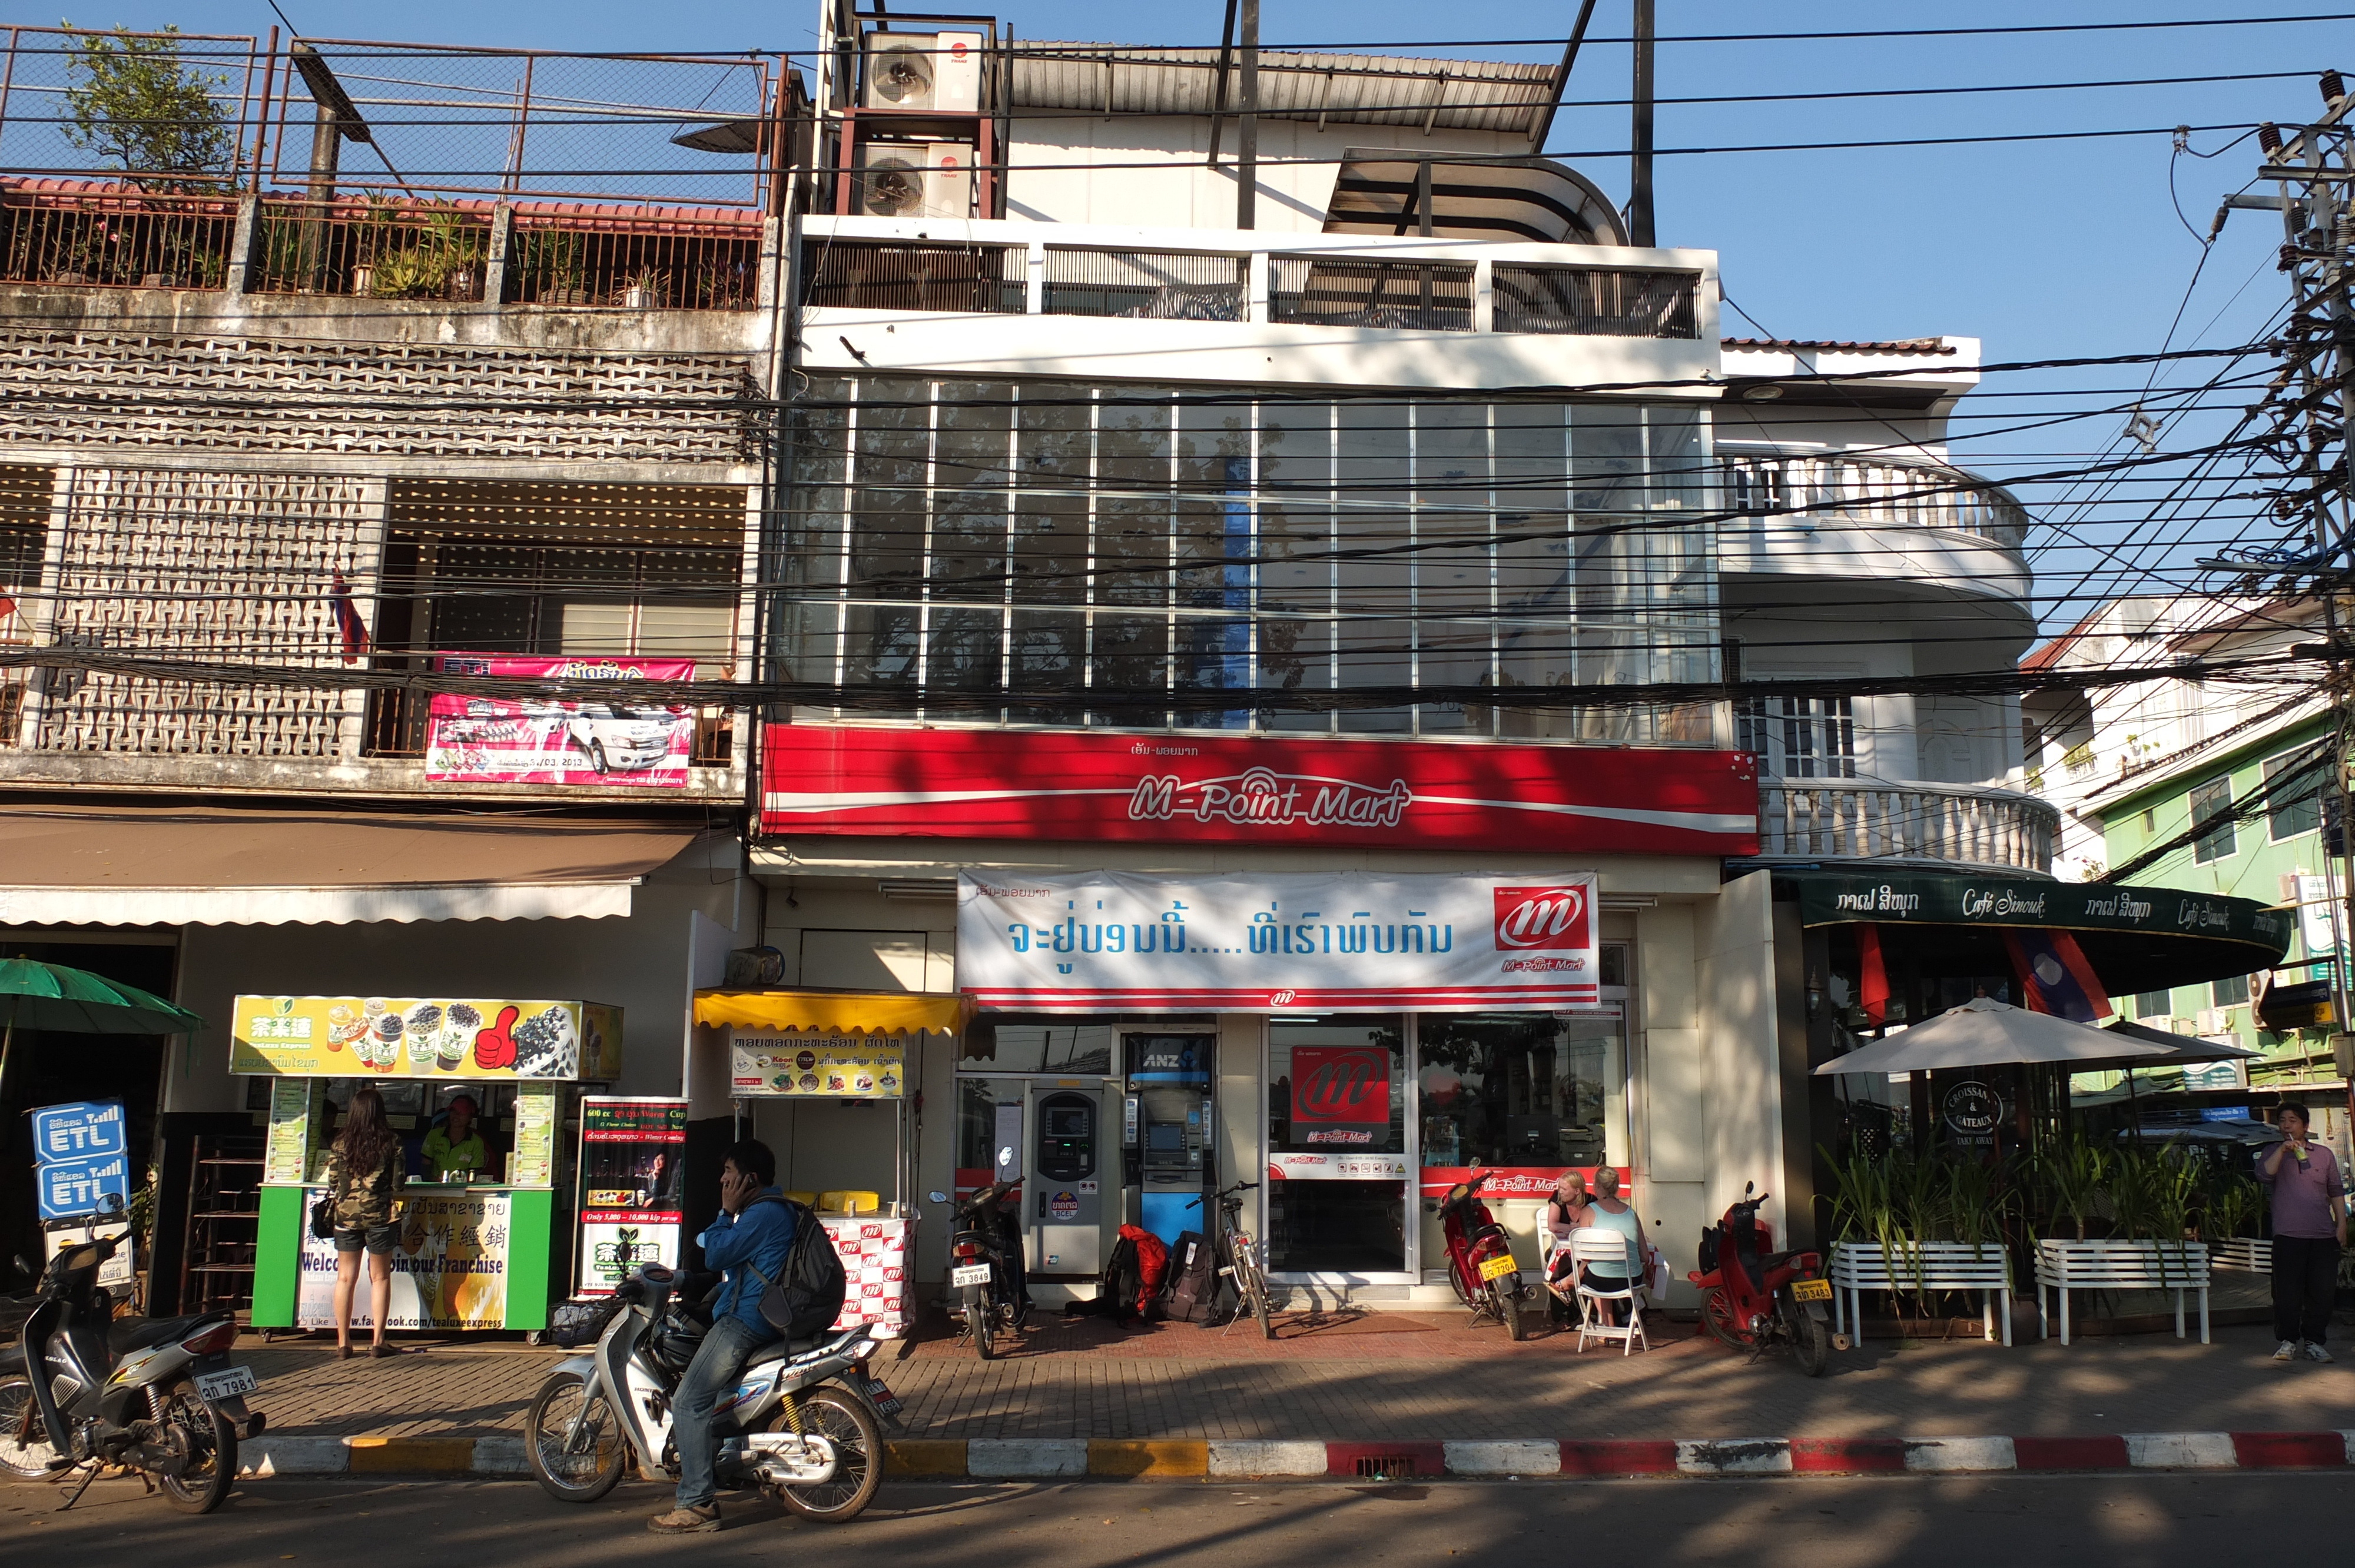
[525,1263,898,1524]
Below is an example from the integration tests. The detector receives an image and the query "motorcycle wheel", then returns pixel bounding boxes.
[1699,1287,1747,1350]
[1786,1299,1833,1378]
[523,1370,628,1503]
[0,1375,61,1479]
[774,1386,882,1523]
[154,1380,236,1514]
[968,1287,996,1361]
[1445,1258,1477,1308]
[1497,1279,1527,1341]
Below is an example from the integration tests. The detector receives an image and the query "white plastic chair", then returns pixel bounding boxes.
[1568,1228,1649,1356]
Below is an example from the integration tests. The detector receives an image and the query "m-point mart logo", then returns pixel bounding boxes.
[1493,886,1589,951]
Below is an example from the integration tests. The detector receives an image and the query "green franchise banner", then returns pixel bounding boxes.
[1792,872,2291,954]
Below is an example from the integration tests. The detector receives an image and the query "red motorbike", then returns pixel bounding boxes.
[1438,1168,1527,1341]
[1687,1183,1834,1377]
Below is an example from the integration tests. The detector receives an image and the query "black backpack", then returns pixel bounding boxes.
[742,1197,847,1340]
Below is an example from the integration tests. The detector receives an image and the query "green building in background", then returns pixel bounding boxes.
[2092,712,2339,1091]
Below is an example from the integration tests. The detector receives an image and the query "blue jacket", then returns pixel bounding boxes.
[699,1187,795,1334]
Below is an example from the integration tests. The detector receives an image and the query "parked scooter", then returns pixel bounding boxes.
[1437,1167,1526,1340]
[0,1197,261,1513]
[1686,1182,1834,1377]
[931,1181,1024,1360]
[525,1262,899,1524]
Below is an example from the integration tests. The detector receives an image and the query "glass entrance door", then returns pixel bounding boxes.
[1265,1017,1411,1281]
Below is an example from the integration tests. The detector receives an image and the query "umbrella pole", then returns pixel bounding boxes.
[0,1017,12,1108]
[2126,1066,2142,1147]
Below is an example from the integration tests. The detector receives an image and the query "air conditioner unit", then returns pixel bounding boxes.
[2195,1008,2230,1037]
[855,140,973,219]
[863,31,983,113]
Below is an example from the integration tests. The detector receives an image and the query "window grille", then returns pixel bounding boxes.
[1266,257,1473,331]
[1491,264,1699,338]
[1041,248,1246,321]
[1737,695,1857,779]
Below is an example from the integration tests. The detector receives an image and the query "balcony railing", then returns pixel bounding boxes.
[0,186,240,290]
[799,234,1704,339]
[1722,452,2028,553]
[1755,778,2057,874]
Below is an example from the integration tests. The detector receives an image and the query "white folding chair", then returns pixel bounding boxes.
[1568,1228,1650,1356]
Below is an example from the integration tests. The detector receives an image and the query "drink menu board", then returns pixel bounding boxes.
[510,1082,559,1187]
[264,1079,320,1185]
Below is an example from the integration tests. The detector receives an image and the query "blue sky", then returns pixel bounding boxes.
[44,2,2355,622]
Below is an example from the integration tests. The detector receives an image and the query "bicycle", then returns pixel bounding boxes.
[1208,1180,1275,1340]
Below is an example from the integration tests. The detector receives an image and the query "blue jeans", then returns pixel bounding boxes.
[672,1313,771,1509]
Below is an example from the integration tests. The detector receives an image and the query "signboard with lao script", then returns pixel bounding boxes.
[33,1100,126,1161]
[31,1100,129,1220]
[38,1151,129,1221]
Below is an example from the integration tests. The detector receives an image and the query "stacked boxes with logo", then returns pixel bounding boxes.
[822,1216,909,1338]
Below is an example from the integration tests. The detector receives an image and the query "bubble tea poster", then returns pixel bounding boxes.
[575,1097,688,1295]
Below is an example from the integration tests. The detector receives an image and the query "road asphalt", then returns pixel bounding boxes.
[3,1471,2339,1566]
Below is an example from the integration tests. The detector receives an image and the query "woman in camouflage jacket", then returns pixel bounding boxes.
[328,1084,407,1358]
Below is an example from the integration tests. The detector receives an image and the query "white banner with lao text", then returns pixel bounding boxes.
[957,871,1601,1012]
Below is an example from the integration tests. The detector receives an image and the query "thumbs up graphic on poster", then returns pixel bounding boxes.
[475,1005,520,1071]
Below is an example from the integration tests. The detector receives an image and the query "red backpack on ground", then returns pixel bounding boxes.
[1122,1224,1170,1316]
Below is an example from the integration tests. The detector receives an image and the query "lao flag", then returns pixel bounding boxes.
[329,570,370,665]
[2001,929,2114,1022]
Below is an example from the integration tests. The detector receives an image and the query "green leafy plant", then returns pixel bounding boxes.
[61,24,236,190]
[2028,1137,2112,1241]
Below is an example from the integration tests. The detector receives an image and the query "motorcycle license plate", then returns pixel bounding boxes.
[1478,1254,1519,1282]
[1790,1278,1832,1303]
[860,1376,904,1418]
[951,1264,992,1287]
[194,1366,258,1401]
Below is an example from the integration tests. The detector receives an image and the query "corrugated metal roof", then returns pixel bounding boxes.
[1009,43,1556,134]
[1723,337,1957,355]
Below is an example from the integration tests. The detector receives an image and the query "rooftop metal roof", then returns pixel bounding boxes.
[1007,44,1558,134]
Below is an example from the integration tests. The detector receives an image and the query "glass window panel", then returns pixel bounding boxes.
[1089,611,1167,723]
[2190,777,2235,864]
[923,606,1004,695]
[1257,612,1332,733]
[1007,608,1087,725]
[1175,613,1253,728]
[1571,406,1646,514]
[1415,616,1492,736]
[1266,1018,1406,1277]
[844,602,919,688]
[1648,406,1706,512]
[1417,1013,1626,1168]
[930,384,1010,603]
[1176,398,1253,611]
[1096,393,1170,606]
[1012,391,1092,607]
[847,378,930,601]
[2266,749,2323,842]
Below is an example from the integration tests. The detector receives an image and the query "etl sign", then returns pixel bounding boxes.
[31,1099,130,1220]
[34,1100,127,1160]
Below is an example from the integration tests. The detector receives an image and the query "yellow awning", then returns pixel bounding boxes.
[693,989,966,1037]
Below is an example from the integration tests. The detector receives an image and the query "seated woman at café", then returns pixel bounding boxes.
[421,1094,487,1181]
[1540,1171,1593,1326]
[1574,1167,1648,1325]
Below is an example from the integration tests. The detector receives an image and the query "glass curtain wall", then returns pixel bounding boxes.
[781,376,1719,741]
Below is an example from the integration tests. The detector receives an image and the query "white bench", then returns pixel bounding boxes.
[1827,1242,2014,1347]
[2207,1236,2271,1273]
[2034,1238,2210,1345]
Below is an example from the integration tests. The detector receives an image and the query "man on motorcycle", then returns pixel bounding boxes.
[647,1140,794,1535]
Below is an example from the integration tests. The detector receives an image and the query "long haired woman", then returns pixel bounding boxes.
[328,1085,407,1358]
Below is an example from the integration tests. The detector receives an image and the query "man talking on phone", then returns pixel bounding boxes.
[2259,1103,2346,1364]
[648,1139,792,1533]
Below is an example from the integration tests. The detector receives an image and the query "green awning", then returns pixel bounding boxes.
[1782,871,2290,995]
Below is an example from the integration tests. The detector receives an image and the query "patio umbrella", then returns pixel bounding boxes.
[0,956,205,1101]
[2097,1017,2262,1067]
[1813,997,2175,1076]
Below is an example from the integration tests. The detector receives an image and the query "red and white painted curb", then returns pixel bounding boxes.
[231,1431,2355,1481]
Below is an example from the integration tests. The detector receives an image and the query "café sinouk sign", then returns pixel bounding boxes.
[760,727,1759,855]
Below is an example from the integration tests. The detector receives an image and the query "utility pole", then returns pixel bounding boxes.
[1628,0,1655,246]
[2227,74,2355,1121]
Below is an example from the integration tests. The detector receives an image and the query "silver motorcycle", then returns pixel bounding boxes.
[1,1204,261,1513]
[524,1262,899,1524]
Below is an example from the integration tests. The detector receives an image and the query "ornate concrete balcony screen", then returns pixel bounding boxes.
[1756,778,2057,875]
[1722,451,2026,553]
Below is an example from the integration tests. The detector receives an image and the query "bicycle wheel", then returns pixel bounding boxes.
[523,1370,628,1503]
[774,1386,882,1523]
[1232,1236,1275,1340]
[153,1381,236,1514]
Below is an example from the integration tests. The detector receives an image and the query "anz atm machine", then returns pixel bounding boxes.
[1122,1031,1214,1247]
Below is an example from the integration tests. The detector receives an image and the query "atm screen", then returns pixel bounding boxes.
[1147,1125,1183,1151]
[1046,1108,1091,1138]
